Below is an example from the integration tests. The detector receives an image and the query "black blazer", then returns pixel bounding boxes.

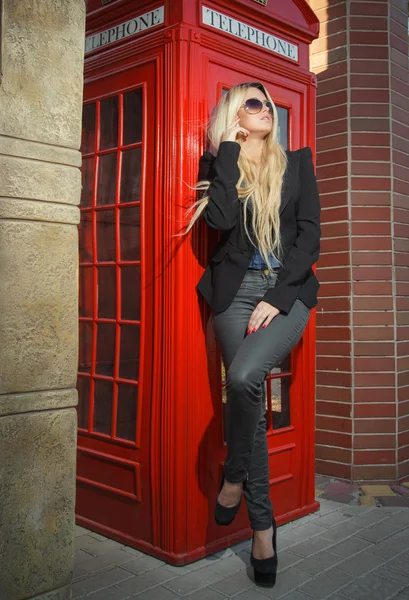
[196,141,321,315]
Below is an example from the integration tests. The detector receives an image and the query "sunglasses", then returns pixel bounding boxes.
[241,98,274,114]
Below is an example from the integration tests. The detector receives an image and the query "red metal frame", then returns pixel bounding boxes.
[77,0,319,565]
[77,60,157,543]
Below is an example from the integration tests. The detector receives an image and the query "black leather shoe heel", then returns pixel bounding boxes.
[251,517,278,588]
[214,475,242,526]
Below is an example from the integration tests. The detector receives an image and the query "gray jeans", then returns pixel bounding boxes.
[211,268,311,530]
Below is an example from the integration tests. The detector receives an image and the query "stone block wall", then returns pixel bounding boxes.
[0,1,85,598]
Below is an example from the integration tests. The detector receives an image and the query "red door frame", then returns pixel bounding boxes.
[77,59,157,546]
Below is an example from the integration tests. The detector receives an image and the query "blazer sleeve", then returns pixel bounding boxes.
[262,146,321,314]
[197,141,241,231]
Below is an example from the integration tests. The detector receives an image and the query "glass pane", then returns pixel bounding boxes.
[93,379,113,435]
[121,265,141,321]
[221,362,227,402]
[120,148,141,203]
[123,88,142,145]
[98,266,116,319]
[116,383,138,442]
[79,212,93,263]
[78,321,92,374]
[96,210,116,262]
[79,267,93,318]
[81,157,94,208]
[76,375,90,429]
[81,103,96,154]
[119,325,140,381]
[96,323,116,377]
[120,206,140,261]
[277,106,289,150]
[97,153,117,206]
[99,96,118,151]
[271,377,290,430]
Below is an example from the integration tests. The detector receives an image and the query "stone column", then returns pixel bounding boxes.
[0,2,85,599]
[307,0,409,482]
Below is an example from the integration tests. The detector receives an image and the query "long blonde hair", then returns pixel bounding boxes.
[185,82,287,269]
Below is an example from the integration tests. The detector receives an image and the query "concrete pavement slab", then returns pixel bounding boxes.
[295,551,341,576]
[207,551,250,576]
[72,567,134,599]
[297,568,351,599]
[391,589,409,600]
[281,592,317,600]
[310,509,353,528]
[348,509,389,527]
[129,586,180,599]
[366,535,409,560]
[336,551,384,577]
[115,566,178,595]
[320,520,365,542]
[356,521,400,542]
[286,535,336,558]
[185,587,228,599]
[86,585,131,600]
[376,561,409,585]
[73,549,136,581]
[328,536,374,557]
[208,568,256,597]
[163,564,224,596]
[340,572,403,600]
[277,549,304,571]
[119,554,168,575]
[73,482,409,600]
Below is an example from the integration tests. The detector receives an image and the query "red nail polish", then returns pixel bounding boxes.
[262,324,267,328]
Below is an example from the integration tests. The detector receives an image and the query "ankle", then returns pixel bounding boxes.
[253,526,273,539]
[224,480,242,491]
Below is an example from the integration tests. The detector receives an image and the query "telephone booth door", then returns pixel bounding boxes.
[76,60,156,543]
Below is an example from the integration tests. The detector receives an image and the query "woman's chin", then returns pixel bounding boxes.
[247,126,272,138]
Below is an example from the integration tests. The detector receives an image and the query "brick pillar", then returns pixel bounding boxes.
[307,0,409,482]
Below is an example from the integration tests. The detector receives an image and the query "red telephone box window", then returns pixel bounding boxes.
[78,85,144,444]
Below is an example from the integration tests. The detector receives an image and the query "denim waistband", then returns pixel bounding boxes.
[247,266,280,274]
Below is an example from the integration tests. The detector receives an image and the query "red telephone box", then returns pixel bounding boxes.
[77,0,320,565]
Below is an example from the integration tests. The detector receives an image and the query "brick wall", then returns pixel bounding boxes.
[391,1,409,479]
[308,0,409,481]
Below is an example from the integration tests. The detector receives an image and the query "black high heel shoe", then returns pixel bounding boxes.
[214,474,242,526]
[250,517,278,588]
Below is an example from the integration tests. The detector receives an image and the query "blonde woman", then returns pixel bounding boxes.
[187,82,320,587]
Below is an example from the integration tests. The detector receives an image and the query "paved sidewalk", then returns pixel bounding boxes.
[73,496,409,599]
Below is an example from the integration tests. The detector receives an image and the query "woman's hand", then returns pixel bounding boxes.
[247,301,280,334]
[221,117,250,143]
